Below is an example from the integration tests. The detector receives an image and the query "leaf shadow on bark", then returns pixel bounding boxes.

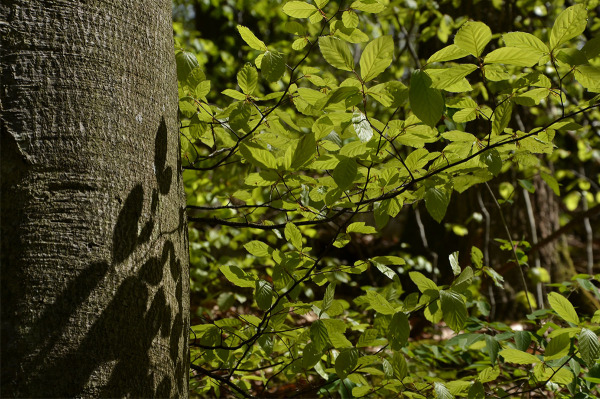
[2,117,186,398]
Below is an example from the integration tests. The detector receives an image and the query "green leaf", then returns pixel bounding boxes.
[550,4,587,50]
[425,186,451,223]
[548,292,579,325]
[484,47,543,67]
[220,265,256,288]
[222,89,247,100]
[360,35,394,82]
[244,240,273,257]
[480,149,502,176]
[237,63,258,95]
[451,266,473,293]
[434,382,454,399]
[440,290,467,333]
[347,222,377,234]
[500,348,540,364]
[388,312,410,350]
[486,334,500,366]
[319,36,355,71]
[574,65,600,91]
[176,51,199,82]
[333,156,357,190]
[426,64,478,90]
[366,290,396,315]
[322,282,336,313]
[449,251,460,276]
[282,1,318,18]
[478,366,500,383]
[427,44,471,64]
[239,141,278,169]
[236,25,267,51]
[514,331,531,352]
[352,112,373,142]
[291,133,316,169]
[302,342,322,369]
[544,332,571,360]
[502,32,549,54]
[335,348,358,379]
[454,21,492,57]
[409,70,444,127]
[255,280,274,310]
[468,381,485,399]
[579,328,600,367]
[409,271,439,293]
[310,319,330,351]
[492,100,513,136]
[391,351,408,380]
[262,51,286,82]
[285,222,303,250]
[342,10,359,29]
[229,102,252,132]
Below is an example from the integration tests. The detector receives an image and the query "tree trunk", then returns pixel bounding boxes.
[1,1,189,397]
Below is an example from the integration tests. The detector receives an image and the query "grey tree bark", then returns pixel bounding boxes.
[1,1,189,397]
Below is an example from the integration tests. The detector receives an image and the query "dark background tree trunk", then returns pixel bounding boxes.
[1,1,189,397]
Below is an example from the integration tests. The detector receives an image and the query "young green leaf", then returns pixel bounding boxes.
[579,328,600,367]
[284,222,303,250]
[333,156,357,190]
[322,282,336,313]
[220,265,256,288]
[547,292,579,325]
[434,382,453,399]
[449,251,460,276]
[239,141,278,169]
[409,70,444,127]
[237,63,258,95]
[427,64,477,90]
[478,366,500,383]
[427,44,471,64]
[255,280,274,310]
[282,1,318,18]
[310,319,330,351]
[352,112,373,142]
[454,21,492,57]
[391,351,408,380]
[360,35,394,82]
[409,271,439,293]
[262,51,286,82]
[342,10,359,29]
[484,47,543,67]
[302,342,322,369]
[502,32,549,54]
[514,331,531,352]
[335,348,358,379]
[468,381,486,399]
[499,348,540,364]
[440,290,467,332]
[365,290,396,315]
[319,36,355,71]
[388,312,410,350]
[544,332,571,360]
[425,186,451,223]
[290,133,316,169]
[244,240,273,257]
[486,334,500,366]
[176,51,199,82]
[347,222,377,234]
[549,4,587,50]
[237,25,268,51]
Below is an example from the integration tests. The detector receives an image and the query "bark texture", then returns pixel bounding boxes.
[1,1,189,397]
